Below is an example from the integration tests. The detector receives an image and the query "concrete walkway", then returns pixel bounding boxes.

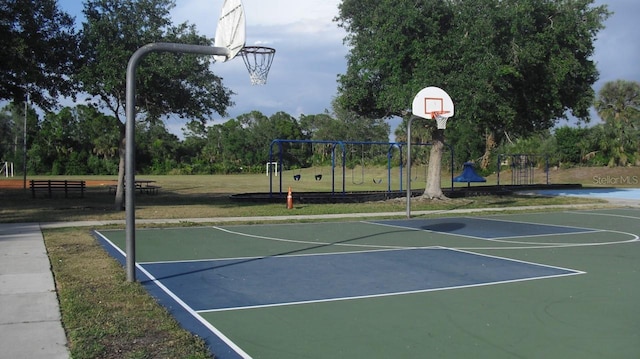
[0,223,69,359]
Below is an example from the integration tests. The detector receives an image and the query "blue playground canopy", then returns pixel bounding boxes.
[453,162,486,186]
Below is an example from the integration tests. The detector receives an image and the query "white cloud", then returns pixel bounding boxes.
[167,0,348,131]
[172,0,341,29]
[56,0,640,136]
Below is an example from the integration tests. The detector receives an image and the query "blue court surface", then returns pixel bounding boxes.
[532,187,640,200]
[142,248,580,312]
[95,209,640,358]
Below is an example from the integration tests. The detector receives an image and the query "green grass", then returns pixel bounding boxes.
[45,228,211,359]
[0,171,609,223]
[1,169,629,358]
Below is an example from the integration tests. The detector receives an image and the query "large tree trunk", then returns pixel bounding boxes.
[480,130,496,170]
[114,124,126,210]
[422,129,446,199]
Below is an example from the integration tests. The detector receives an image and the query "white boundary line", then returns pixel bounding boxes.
[139,246,433,265]
[196,273,576,313]
[89,208,640,358]
[444,247,586,275]
[361,217,639,250]
[195,246,583,313]
[211,225,410,249]
[361,217,598,242]
[93,231,253,359]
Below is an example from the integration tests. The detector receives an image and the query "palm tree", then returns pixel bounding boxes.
[593,80,640,166]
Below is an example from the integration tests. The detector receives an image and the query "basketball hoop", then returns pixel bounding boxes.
[412,87,454,129]
[240,46,275,85]
[431,111,450,129]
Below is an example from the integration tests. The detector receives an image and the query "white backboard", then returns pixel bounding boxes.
[412,86,454,119]
[214,0,246,62]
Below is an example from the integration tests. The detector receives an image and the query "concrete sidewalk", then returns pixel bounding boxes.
[0,223,69,359]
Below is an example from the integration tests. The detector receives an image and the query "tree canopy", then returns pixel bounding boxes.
[335,0,610,169]
[76,0,235,208]
[593,80,640,166]
[76,0,233,123]
[0,0,79,110]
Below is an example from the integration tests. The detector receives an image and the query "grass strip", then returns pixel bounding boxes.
[44,228,213,359]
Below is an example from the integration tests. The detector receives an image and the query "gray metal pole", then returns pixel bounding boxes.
[406,117,415,218]
[125,42,230,282]
[23,93,28,190]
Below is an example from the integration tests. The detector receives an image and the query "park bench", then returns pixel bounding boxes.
[30,180,86,198]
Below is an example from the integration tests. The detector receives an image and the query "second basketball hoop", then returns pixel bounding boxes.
[240,46,276,85]
[412,86,454,129]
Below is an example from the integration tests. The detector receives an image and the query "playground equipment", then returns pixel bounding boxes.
[267,139,454,198]
[453,162,486,187]
[497,154,549,185]
[1,162,14,177]
[265,161,279,176]
[350,144,365,185]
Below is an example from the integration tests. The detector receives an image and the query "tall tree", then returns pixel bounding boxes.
[77,0,234,208]
[335,0,609,198]
[0,102,38,174]
[0,0,79,110]
[593,80,640,166]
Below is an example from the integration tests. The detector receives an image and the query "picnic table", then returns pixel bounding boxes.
[108,180,161,195]
[134,180,161,194]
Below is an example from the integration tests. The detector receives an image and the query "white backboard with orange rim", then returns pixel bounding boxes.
[412,86,454,129]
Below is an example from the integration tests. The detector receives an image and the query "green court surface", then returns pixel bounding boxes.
[96,208,640,359]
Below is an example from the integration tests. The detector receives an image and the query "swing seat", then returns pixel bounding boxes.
[293,174,301,181]
[315,174,323,181]
[372,178,383,184]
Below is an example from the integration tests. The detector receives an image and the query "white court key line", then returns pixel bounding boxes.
[196,246,584,313]
[211,225,410,249]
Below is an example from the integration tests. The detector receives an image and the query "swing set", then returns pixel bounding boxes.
[292,143,325,182]
[267,139,452,198]
[349,143,387,185]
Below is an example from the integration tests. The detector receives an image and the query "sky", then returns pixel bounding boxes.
[57,0,639,136]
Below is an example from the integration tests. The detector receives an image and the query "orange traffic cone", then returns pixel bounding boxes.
[287,187,293,209]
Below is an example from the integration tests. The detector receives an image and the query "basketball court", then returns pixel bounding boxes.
[109,1,640,357]
[95,208,640,358]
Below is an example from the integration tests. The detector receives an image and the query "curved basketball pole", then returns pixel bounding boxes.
[125,43,231,282]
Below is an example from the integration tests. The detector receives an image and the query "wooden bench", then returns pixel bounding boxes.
[30,180,86,198]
